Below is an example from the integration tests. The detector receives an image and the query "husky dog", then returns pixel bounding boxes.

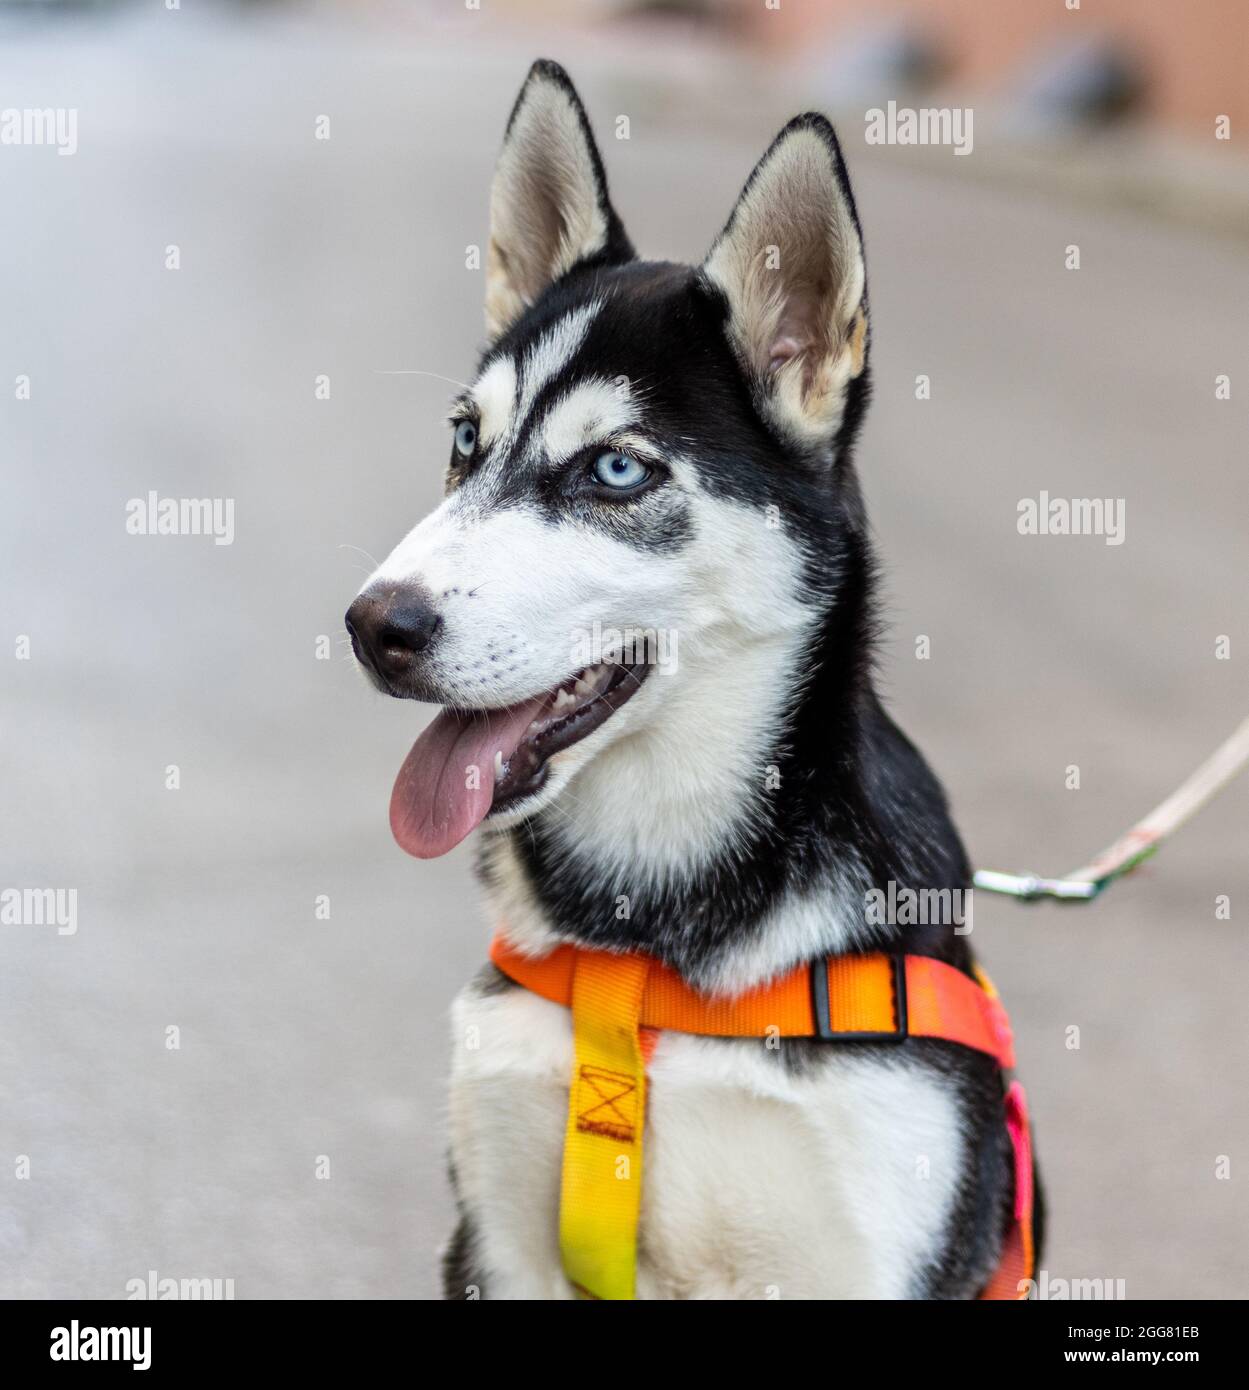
[346,60,1041,1299]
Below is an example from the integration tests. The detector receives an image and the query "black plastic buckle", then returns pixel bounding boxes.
[810,954,909,1043]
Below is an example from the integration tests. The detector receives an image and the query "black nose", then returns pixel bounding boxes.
[345,585,443,684]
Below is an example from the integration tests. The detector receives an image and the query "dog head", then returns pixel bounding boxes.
[347,59,872,861]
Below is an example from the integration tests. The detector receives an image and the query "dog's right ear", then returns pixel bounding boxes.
[484,59,634,340]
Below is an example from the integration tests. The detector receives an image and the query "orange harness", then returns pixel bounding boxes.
[491,933,1034,1300]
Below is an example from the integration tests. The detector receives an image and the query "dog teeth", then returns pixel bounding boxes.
[493,750,505,778]
[553,666,610,710]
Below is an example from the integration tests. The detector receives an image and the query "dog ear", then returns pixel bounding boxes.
[485,59,634,339]
[703,115,868,449]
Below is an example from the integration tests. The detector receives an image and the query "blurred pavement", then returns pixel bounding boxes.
[1,6,1246,1298]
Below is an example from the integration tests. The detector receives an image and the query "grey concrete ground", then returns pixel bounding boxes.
[1,7,1246,1299]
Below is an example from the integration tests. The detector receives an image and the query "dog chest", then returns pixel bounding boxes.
[448,976,969,1299]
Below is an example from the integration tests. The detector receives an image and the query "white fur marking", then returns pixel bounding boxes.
[541,377,634,462]
[473,356,518,447]
[514,302,602,433]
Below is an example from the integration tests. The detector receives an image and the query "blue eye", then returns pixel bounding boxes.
[592,451,650,490]
[453,419,478,458]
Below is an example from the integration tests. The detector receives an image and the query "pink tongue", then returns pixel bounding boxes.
[389,695,549,858]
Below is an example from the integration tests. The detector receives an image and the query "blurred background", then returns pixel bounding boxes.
[1,0,1246,1299]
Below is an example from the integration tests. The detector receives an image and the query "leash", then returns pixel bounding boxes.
[974,714,1249,903]
[491,934,1033,1301]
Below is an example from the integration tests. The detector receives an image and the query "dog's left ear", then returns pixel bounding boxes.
[704,114,868,449]
[485,59,634,339]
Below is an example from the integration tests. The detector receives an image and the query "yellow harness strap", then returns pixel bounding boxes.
[559,949,650,1300]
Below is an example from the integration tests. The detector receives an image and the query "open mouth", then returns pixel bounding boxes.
[389,660,651,858]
